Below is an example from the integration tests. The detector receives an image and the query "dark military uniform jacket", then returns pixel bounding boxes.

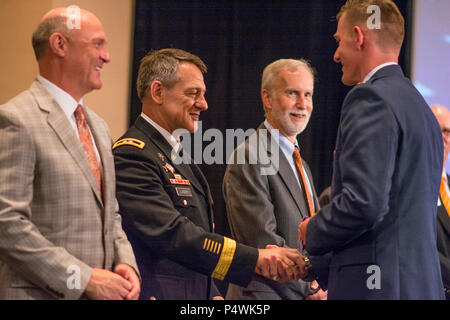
[113,115,258,300]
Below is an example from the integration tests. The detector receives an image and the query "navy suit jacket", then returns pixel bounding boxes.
[306,65,445,299]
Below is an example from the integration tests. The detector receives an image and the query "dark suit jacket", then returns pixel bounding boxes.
[306,65,445,299]
[223,123,320,299]
[437,175,450,299]
[113,116,258,300]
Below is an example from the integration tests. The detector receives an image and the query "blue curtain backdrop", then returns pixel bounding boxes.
[128,0,413,294]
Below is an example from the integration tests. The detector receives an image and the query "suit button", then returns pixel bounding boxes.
[183,200,187,206]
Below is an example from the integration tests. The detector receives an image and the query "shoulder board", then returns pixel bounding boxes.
[112,138,145,150]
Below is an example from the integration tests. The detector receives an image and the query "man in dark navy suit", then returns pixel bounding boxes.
[299,0,445,299]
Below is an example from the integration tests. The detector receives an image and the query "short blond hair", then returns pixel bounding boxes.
[337,0,405,50]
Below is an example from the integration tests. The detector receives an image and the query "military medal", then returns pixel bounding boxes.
[157,153,165,162]
[163,163,175,175]
[169,178,191,185]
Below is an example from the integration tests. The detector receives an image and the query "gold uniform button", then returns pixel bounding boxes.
[183,200,188,206]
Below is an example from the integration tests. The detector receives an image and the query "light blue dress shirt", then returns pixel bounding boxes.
[264,120,315,210]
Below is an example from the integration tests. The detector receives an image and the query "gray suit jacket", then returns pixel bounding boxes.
[0,80,138,300]
[223,123,319,299]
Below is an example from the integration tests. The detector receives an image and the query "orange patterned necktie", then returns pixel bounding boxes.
[293,146,315,217]
[439,176,450,217]
[74,105,102,194]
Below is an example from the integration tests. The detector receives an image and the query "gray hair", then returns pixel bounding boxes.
[261,59,316,112]
[31,15,70,60]
[136,48,207,101]
[262,58,315,92]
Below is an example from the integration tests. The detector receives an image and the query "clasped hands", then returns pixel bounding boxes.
[255,245,311,283]
[85,263,141,300]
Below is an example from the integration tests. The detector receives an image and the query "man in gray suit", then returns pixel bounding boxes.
[0,7,139,299]
[223,59,327,299]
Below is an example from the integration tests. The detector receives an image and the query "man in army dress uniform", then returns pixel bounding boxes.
[113,48,310,300]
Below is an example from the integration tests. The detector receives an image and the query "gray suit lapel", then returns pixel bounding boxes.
[437,207,450,235]
[277,147,310,219]
[30,81,103,206]
[258,123,310,219]
[84,109,110,206]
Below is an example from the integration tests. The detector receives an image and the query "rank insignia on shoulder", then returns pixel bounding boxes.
[170,178,190,185]
[112,138,145,150]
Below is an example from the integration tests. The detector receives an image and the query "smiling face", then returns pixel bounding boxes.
[264,67,314,143]
[65,13,110,97]
[333,12,362,86]
[160,62,208,133]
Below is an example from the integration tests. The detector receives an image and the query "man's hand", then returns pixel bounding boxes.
[255,246,309,283]
[298,218,310,248]
[306,280,328,300]
[84,268,132,300]
[114,264,141,300]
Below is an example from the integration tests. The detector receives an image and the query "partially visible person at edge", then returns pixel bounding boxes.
[0,8,140,300]
[431,105,450,300]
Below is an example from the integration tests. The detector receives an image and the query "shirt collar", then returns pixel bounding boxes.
[37,75,83,118]
[362,62,398,84]
[264,119,297,154]
[140,112,181,151]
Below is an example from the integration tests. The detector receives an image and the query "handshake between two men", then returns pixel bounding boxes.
[254,245,312,283]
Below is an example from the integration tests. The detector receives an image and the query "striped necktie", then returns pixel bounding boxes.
[74,105,102,194]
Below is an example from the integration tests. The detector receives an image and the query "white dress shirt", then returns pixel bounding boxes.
[37,75,101,164]
[140,112,182,153]
[363,62,398,83]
